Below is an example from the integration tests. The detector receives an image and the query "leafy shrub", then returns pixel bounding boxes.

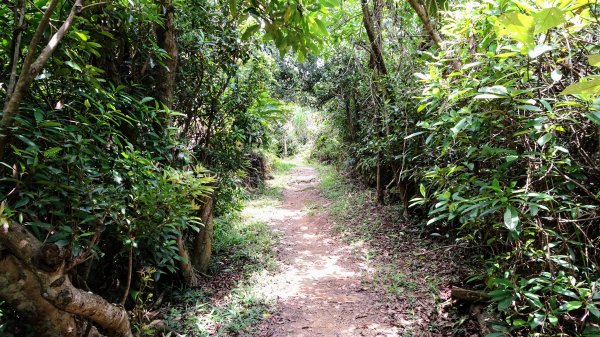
[410,0,600,333]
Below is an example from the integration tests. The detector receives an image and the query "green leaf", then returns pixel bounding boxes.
[479,85,508,95]
[283,5,292,23]
[419,184,426,198]
[517,104,542,111]
[229,0,237,17]
[15,135,38,150]
[524,292,543,308]
[43,147,62,158]
[498,296,515,311]
[560,301,582,311]
[74,31,88,41]
[313,18,328,36]
[532,7,565,35]
[588,303,600,318]
[474,94,504,99]
[530,313,545,329]
[554,286,578,299]
[589,54,600,67]
[242,25,261,41]
[586,112,600,125]
[503,206,520,232]
[34,110,44,122]
[537,133,553,146]
[561,77,600,95]
[496,12,535,52]
[320,0,338,8]
[140,97,155,104]
[528,44,553,58]
[551,68,563,82]
[65,60,82,72]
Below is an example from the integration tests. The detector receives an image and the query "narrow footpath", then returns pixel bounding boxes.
[257,164,400,337]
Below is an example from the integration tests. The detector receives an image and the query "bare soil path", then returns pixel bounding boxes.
[257,164,400,337]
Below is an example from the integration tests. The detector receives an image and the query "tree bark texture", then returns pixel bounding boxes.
[177,234,198,286]
[361,0,388,204]
[407,0,443,47]
[155,0,178,120]
[191,196,215,274]
[361,0,387,75]
[0,221,132,337]
[451,287,490,302]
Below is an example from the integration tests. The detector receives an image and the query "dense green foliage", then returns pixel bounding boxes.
[1,0,599,335]
[0,0,307,334]
[307,0,600,335]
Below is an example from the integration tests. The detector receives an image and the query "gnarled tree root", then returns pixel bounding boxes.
[0,221,132,337]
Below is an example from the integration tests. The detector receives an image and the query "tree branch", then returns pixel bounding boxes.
[407,0,443,47]
[0,0,84,157]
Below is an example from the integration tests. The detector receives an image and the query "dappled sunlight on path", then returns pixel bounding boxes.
[257,164,399,337]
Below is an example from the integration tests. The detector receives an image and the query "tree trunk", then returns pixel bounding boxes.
[0,221,132,337]
[191,196,215,274]
[177,234,198,286]
[0,254,79,337]
[376,154,385,204]
[361,0,387,75]
[361,0,388,205]
[451,287,490,302]
[155,0,178,128]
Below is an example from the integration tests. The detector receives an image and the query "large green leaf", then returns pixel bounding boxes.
[589,54,600,67]
[561,77,600,95]
[496,12,535,52]
[532,7,565,34]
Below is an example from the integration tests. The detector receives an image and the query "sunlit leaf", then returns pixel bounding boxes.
[528,44,553,58]
[496,12,535,52]
[503,206,520,232]
[589,54,600,67]
[532,7,565,34]
[561,77,600,95]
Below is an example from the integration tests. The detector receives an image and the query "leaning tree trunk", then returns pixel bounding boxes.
[0,222,132,337]
[407,0,443,47]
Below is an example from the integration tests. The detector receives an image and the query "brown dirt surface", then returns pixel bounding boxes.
[257,164,401,337]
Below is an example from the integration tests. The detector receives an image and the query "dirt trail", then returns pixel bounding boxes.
[258,164,400,337]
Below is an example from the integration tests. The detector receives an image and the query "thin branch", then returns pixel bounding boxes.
[1,0,84,157]
[5,0,27,104]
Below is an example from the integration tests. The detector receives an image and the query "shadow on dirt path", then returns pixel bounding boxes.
[257,164,400,337]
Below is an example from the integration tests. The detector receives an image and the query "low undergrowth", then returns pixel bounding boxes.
[139,159,291,337]
[160,213,277,336]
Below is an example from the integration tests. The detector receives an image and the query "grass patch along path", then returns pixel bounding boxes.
[257,163,401,336]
